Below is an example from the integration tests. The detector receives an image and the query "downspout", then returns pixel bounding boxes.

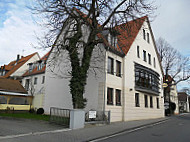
[103,47,107,115]
[122,56,125,121]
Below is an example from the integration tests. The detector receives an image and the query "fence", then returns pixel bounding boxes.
[49,107,70,127]
[85,110,110,124]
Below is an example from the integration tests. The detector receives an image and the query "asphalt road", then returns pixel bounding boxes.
[99,114,190,142]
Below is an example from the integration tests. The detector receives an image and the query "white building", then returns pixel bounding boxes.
[178,92,190,113]
[22,52,49,110]
[0,53,40,81]
[44,16,165,122]
[170,85,179,114]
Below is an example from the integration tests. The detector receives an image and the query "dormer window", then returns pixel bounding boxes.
[37,60,43,71]
[28,63,33,73]
[108,34,117,48]
[111,36,117,48]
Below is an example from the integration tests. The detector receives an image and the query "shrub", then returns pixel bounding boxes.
[36,108,44,115]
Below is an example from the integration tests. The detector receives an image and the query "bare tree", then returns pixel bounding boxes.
[32,0,156,108]
[156,37,190,85]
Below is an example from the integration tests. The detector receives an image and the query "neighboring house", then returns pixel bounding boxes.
[163,76,179,115]
[178,92,190,113]
[0,77,32,111]
[22,52,50,110]
[0,53,40,82]
[44,14,164,122]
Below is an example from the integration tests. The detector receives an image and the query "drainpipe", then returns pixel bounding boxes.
[122,57,125,121]
[103,47,107,116]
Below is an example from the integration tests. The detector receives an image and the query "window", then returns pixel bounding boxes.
[135,93,140,107]
[144,95,148,108]
[143,50,146,62]
[153,57,156,68]
[116,60,121,77]
[108,57,114,75]
[108,34,117,48]
[147,33,150,43]
[143,29,146,40]
[137,46,140,58]
[42,76,45,84]
[157,98,159,109]
[111,36,117,48]
[107,88,113,105]
[116,89,121,106]
[34,77,38,85]
[135,63,160,93]
[150,96,153,108]
[28,63,33,73]
[25,79,30,91]
[38,63,42,71]
[148,53,151,65]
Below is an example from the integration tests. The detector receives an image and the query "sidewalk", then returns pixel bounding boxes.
[0,116,170,142]
[64,117,169,142]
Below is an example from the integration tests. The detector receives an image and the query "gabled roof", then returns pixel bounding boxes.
[3,52,38,78]
[22,51,50,77]
[0,77,27,94]
[115,16,147,55]
[73,8,146,55]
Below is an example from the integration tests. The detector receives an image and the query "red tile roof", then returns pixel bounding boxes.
[73,8,146,55]
[116,16,147,55]
[22,51,50,77]
[0,77,27,94]
[3,52,38,78]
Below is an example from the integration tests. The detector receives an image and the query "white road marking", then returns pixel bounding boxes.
[0,128,71,140]
[90,120,168,142]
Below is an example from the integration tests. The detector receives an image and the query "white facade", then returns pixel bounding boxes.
[22,73,45,110]
[44,17,165,122]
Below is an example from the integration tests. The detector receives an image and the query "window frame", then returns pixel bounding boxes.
[34,77,38,85]
[143,29,146,40]
[116,60,121,77]
[42,76,45,84]
[150,96,153,108]
[156,98,160,109]
[143,50,147,62]
[148,53,151,65]
[153,57,156,68]
[107,88,113,105]
[135,93,140,107]
[107,57,114,75]
[144,95,148,108]
[137,46,140,58]
[116,89,121,106]
[147,33,150,43]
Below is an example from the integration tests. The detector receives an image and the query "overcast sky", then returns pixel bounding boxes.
[0,0,189,89]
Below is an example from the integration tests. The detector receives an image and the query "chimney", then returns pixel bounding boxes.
[17,54,20,62]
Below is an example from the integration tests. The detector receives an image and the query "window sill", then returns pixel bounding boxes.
[116,104,121,106]
[107,104,113,106]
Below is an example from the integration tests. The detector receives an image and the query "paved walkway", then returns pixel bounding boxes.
[0,116,169,142]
